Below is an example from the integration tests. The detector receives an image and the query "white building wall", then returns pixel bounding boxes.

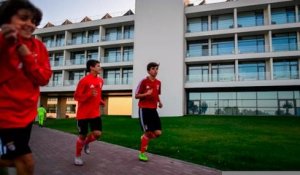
[132,0,185,117]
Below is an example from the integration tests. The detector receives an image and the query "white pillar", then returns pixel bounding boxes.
[132,0,185,117]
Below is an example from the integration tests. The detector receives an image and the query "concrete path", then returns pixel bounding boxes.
[29,125,221,175]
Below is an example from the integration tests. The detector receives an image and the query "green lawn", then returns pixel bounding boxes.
[43,115,300,170]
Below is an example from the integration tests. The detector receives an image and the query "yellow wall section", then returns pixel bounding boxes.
[108,96,132,115]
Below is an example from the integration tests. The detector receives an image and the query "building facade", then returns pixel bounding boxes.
[34,0,300,118]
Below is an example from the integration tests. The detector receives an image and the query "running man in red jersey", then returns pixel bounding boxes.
[0,0,52,174]
[74,59,105,166]
[135,62,163,161]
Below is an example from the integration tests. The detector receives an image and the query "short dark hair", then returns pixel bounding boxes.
[0,0,42,26]
[147,62,159,71]
[86,59,100,72]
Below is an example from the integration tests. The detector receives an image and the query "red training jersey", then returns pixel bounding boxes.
[74,73,104,120]
[0,34,52,129]
[135,77,161,109]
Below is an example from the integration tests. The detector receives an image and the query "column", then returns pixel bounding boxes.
[57,97,67,118]
[133,0,185,117]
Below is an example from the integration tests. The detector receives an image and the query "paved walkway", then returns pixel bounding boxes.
[28,125,221,175]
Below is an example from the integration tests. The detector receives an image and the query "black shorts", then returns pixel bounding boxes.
[77,117,102,136]
[0,123,33,160]
[139,108,162,132]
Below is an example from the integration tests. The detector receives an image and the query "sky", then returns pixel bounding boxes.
[31,0,136,27]
[31,0,225,27]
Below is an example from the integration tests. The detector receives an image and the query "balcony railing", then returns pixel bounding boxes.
[273,71,299,80]
[65,59,86,66]
[186,71,299,83]
[186,43,300,57]
[64,79,80,86]
[46,81,63,87]
[50,60,64,67]
[104,77,132,85]
[101,54,133,63]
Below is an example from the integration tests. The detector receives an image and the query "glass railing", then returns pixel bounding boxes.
[186,43,299,57]
[186,74,209,82]
[212,46,234,56]
[238,72,270,81]
[186,70,299,83]
[103,77,133,85]
[123,34,134,39]
[102,56,122,63]
[186,49,209,57]
[186,25,208,33]
[65,59,86,66]
[237,17,264,28]
[101,35,122,41]
[87,36,100,43]
[271,16,296,25]
[273,71,299,80]
[122,77,133,85]
[238,44,265,54]
[44,41,66,48]
[212,73,235,82]
[211,22,234,30]
[50,60,64,67]
[66,38,88,45]
[104,78,121,85]
[272,43,299,52]
[64,79,80,86]
[50,34,133,46]
[46,81,63,87]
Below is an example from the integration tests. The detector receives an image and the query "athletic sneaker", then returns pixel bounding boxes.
[138,152,148,162]
[74,157,83,166]
[84,144,90,154]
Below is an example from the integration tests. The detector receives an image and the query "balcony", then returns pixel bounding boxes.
[104,77,132,85]
[186,43,300,58]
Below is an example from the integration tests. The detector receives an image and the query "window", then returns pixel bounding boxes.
[273,60,298,80]
[42,36,54,48]
[238,11,264,27]
[122,69,133,84]
[54,53,64,67]
[56,34,65,47]
[187,91,300,116]
[68,71,84,85]
[87,50,98,60]
[87,30,99,43]
[104,48,121,63]
[71,32,86,45]
[211,63,235,82]
[187,17,208,32]
[123,46,133,61]
[271,7,296,24]
[239,62,265,81]
[124,25,134,39]
[187,40,208,57]
[212,38,234,55]
[272,33,297,52]
[52,72,62,86]
[211,14,233,30]
[238,35,265,54]
[70,51,85,65]
[187,65,209,82]
[103,69,121,85]
[104,27,122,41]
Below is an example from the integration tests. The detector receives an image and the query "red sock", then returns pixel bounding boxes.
[85,134,96,145]
[140,134,149,153]
[76,138,85,157]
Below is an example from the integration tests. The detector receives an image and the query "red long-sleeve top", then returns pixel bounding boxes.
[74,73,104,120]
[135,77,161,109]
[0,34,52,129]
